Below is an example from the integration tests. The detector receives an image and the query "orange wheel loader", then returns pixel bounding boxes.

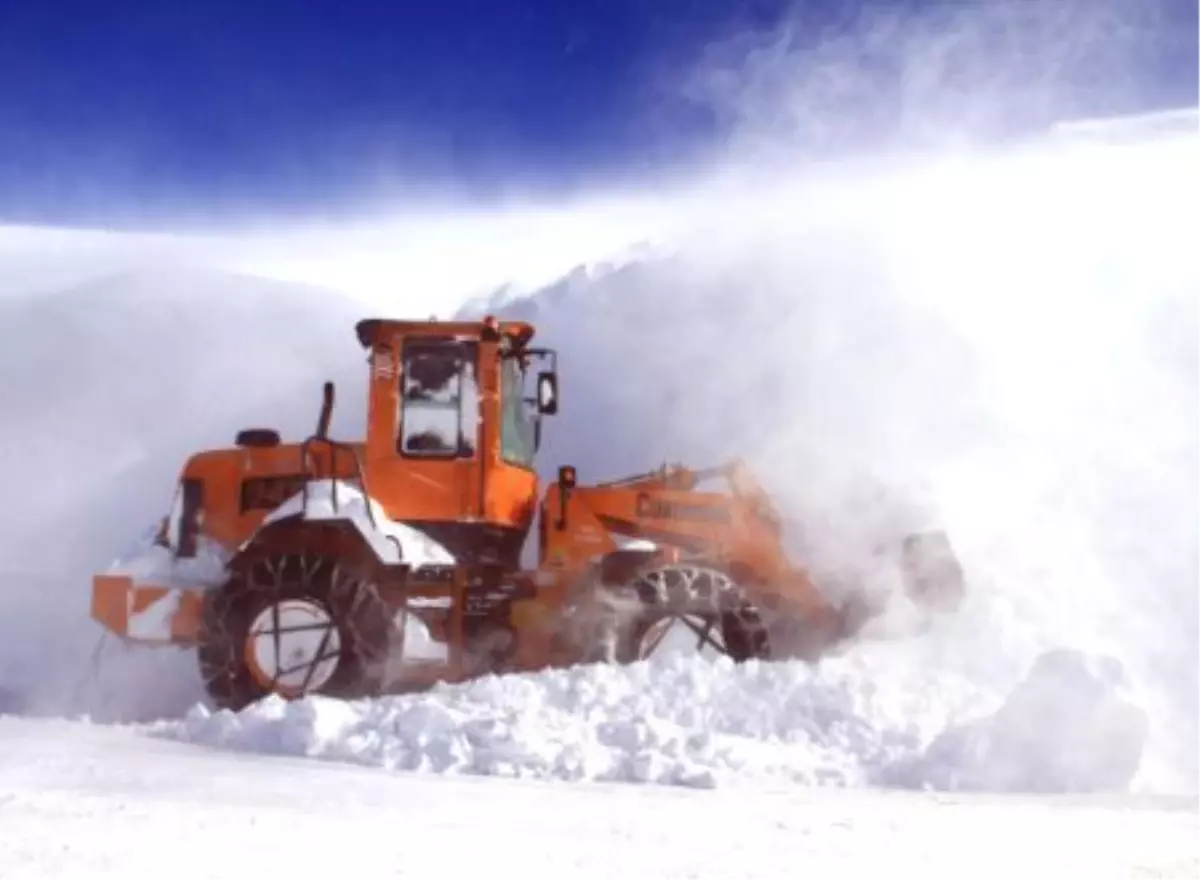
[89,315,966,711]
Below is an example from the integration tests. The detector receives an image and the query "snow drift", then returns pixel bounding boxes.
[155,644,1148,794]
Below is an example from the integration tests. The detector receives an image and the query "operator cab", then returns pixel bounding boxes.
[354,316,558,568]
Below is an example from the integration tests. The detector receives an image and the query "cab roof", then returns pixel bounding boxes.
[354,316,536,349]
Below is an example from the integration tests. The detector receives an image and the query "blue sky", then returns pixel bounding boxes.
[0,0,1195,226]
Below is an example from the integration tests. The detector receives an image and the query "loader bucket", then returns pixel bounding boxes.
[900,530,966,613]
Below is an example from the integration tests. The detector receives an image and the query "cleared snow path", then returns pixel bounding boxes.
[0,716,1195,880]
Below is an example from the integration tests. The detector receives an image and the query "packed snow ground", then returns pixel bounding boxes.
[3,716,1195,880]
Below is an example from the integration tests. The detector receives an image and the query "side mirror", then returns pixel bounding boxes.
[536,371,559,415]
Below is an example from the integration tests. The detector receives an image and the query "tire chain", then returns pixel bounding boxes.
[580,563,772,664]
[196,552,395,711]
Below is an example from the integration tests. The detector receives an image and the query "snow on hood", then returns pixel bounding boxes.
[102,525,229,590]
[262,479,456,567]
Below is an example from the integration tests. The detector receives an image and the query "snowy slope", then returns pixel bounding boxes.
[3,716,1195,880]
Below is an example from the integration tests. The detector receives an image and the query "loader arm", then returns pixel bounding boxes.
[543,460,809,590]
[536,457,970,642]
[532,461,851,662]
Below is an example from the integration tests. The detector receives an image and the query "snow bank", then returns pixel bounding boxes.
[151,654,976,790]
[153,645,1146,794]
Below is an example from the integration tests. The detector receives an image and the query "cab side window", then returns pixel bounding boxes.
[499,356,537,468]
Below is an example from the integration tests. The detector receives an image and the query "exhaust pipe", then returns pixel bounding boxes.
[316,381,335,440]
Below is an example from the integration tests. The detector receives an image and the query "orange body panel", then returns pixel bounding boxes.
[485,465,539,533]
[178,442,361,552]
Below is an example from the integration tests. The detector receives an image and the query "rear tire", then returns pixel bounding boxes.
[196,552,394,711]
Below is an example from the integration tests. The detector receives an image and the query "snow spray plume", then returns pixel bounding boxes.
[662,1,1200,794]
[476,12,1198,790]
[679,0,1188,161]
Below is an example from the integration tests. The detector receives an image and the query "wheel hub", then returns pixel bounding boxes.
[244,599,342,697]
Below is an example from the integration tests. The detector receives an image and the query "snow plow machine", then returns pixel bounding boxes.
[91,316,966,711]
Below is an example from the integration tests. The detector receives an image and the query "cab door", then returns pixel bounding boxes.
[367,335,482,525]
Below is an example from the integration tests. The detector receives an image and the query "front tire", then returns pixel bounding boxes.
[603,564,772,664]
[196,552,394,711]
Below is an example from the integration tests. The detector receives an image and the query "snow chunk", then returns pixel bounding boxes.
[262,480,455,567]
[886,649,1149,793]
